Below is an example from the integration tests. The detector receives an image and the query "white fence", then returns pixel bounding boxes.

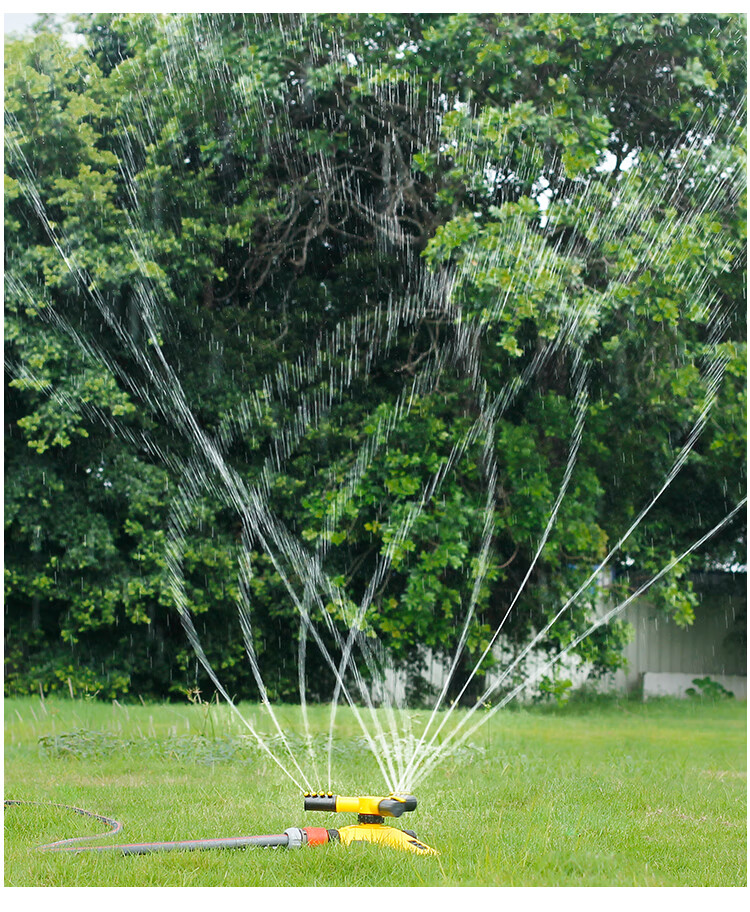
[382,571,746,704]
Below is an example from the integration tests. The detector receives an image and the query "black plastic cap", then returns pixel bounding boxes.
[304,795,337,812]
[377,794,418,818]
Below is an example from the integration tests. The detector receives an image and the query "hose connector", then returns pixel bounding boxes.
[284,826,337,848]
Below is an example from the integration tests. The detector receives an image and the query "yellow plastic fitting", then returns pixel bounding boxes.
[335,795,413,817]
[336,823,438,856]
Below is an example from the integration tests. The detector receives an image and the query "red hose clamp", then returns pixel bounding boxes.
[303,827,331,846]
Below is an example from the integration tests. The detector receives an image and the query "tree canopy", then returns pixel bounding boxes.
[4,13,746,702]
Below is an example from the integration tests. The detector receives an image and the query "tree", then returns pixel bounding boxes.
[4,13,746,702]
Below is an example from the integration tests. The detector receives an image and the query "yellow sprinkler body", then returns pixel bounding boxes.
[302,792,439,856]
[336,822,437,855]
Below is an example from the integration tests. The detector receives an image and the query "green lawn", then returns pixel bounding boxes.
[4,695,746,887]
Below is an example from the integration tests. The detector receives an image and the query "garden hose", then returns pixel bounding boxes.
[4,799,124,850]
[5,793,438,856]
[43,829,326,854]
[5,799,313,854]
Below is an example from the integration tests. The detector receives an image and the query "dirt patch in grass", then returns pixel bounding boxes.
[644,805,742,828]
[701,769,747,780]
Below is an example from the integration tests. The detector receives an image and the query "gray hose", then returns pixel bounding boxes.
[5,799,295,854]
[74,833,291,854]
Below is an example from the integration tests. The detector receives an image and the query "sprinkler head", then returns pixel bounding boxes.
[302,792,437,856]
[303,792,417,819]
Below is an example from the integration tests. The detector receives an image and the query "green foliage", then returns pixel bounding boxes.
[4,13,746,702]
[536,676,574,706]
[685,676,735,700]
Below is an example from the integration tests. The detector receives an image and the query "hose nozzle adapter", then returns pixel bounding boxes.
[303,793,417,819]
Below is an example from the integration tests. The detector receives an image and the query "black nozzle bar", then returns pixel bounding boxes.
[304,793,418,817]
[304,794,337,812]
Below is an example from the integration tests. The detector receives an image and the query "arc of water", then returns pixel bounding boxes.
[7,58,744,794]
[319,286,593,787]
[8,122,410,788]
[163,468,323,790]
[463,352,729,706]
[197,453,403,791]
[169,450,399,793]
[235,538,325,787]
[404,355,732,789]
[3,276,365,789]
[295,584,325,786]
[410,496,747,790]
[399,371,590,790]
[320,342,460,789]
[164,525,313,792]
[318,249,608,786]
[395,115,745,787]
